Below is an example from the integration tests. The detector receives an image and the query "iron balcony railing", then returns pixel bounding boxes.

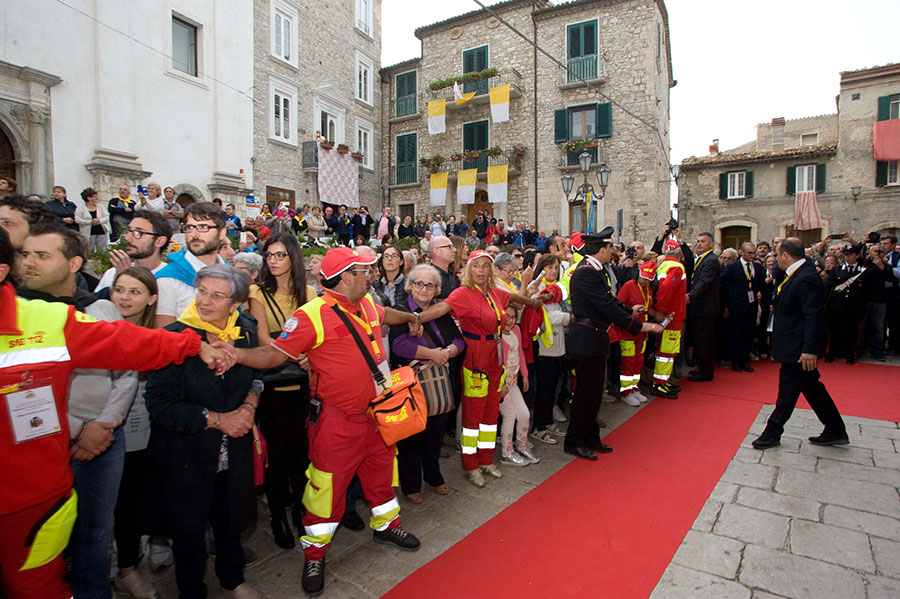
[391,94,418,119]
[560,55,606,85]
[390,164,419,186]
[422,150,525,177]
[426,69,524,103]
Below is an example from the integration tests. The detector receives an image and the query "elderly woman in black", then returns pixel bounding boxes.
[145,264,262,599]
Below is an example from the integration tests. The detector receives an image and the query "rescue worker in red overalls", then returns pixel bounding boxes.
[218,247,422,596]
[416,250,544,488]
[651,239,687,399]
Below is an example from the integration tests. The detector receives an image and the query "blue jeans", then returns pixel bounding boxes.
[70,427,125,599]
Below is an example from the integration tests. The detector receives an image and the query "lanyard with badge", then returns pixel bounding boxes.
[2,372,62,443]
[693,250,712,279]
[743,261,756,303]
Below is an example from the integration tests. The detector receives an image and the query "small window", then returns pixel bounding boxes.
[892,95,900,120]
[356,53,373,105]
[172,17,198,76]
[727,172,746,198]
[356,0,372,36]
[270,81,296,144]
[889,161,899,185]
[800,133,818,146]
[796,164,816,193]
[271,2,298,66]
[356,121,373,169]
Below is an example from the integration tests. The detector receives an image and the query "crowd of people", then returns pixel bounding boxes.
[0,177,896,599]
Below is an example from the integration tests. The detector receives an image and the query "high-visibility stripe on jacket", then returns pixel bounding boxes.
[655,257,686,320]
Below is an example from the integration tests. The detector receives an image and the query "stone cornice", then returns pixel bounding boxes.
[680,144,838,171]
[840,62,900,87]
[0,60,62,88]
[414,0,549,39]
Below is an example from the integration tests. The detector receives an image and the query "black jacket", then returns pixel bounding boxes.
[566,260,641,357]
[772,260,826,363]
[351,213,371,241]
[826,262,866,314]
[721,259,765,315]
[687,251,720,318]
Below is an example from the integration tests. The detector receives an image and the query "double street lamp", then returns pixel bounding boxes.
[562,151,610,233]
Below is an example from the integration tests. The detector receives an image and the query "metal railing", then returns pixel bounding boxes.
[421,150,525,177]
[391,94,418,119]
[426,69,524,103]
[560,55,606,85]
[390,164,418,186]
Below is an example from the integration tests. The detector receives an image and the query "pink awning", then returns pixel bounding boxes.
[873,119,900,161]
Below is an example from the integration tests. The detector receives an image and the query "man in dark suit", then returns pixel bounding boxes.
[564,227,663,460]
[721,241,766,371]
[753,238,848,449]
[882,235,900,354]
[686,232,720,381]
[350,205,371,243]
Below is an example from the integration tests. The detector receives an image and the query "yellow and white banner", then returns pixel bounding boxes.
[489,84,510,123]
[453,81,476,106]
[427,99,446,135]
[430,172,448,206]
[457,168,477,205]
[487,165,508,204]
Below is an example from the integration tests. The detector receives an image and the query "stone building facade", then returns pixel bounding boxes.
[678,63,900,250]
[252,0,382,215]
[380,0,673,240]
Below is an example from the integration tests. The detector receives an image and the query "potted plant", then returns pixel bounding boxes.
[320,139,334,150]
[485,145,503,158]
[449,152,465,162]
[513,144,526,157]
[337,143,349,154]
[463,148,481,161]
[351,150,364,160]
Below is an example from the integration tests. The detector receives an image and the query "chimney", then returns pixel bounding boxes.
[771,117,785,151]
[709,138,719,155]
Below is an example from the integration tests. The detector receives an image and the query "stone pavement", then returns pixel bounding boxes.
[650,404,900,599]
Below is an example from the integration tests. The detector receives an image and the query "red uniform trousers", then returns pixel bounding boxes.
[300,405,400,561]
[0,493,72,599]
[619,333,646,397]
[653,320,683,386]
[459,339,504,472]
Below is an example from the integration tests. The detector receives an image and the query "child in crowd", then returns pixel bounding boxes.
[499,306,540,466]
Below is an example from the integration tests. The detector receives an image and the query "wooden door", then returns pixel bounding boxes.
[0,127,14,180]
[467,190,492,225]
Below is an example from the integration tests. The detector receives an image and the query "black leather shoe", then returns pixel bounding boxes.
[742,365,755,373]
[302,558,325,596]
[689,368,700,375]
[846,357,856,365]
[808,432,850,446]
[687,374,713,382]
[373,526,421,551]
[589,441,614,453]
[667,382,682,392]
[271,515,295,549]
[651,384,679,399]
[340,509,365,531]
[732,364,742,372]
[751,435,781,450]
[564,446,598,461]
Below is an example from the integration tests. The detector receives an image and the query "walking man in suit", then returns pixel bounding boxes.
[564,227,663,460]
[722,241,765,372]
[753,238,849,449]
[686,232,720,381]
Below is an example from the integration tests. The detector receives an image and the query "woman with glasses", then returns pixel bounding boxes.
[247,233,316,550]
[372,244,406,307]
[417,251,546,487]
[145,265,261,599]
[389,264,464,502]
[493,252,521,293]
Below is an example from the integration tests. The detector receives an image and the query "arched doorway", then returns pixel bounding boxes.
[176,193,196,210]
[467,190,493,224]
[720,225,751,251]
[0,126,15,181]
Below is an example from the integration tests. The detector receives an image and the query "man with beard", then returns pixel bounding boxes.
[155,202,228,327]
[93,210,173,296]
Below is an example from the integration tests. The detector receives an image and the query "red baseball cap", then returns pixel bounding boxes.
[639,260,657,280]
[663,239,680,252]
[569,232,585,252]
[320,247,377,279]
[466,249,494,265]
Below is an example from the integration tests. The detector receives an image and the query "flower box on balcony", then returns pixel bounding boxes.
[351,152,364,160]
[337,144,350,154]
[320,141,334,150]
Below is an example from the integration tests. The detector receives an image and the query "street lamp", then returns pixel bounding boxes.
[851,184,861,202]
[561,154,610,232]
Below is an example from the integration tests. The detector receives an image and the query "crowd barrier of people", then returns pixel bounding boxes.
[0,179,896,598]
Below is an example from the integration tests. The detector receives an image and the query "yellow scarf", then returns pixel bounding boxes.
[177,301,242,342]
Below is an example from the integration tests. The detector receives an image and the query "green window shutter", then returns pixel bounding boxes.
[877,95,892,121]
[876,161,888,187]
[596,102,612,138]
[463,46,487,73]
[567,24,582,59]
[554,109,569,143]
[745,171,754,198]
[396,135,405,164]
[463,121,488,151]
[397,133,415,166]
[719,173,728,199]
[815,163,826,192]
[786,166,796,195]
[567,21,597,59]
[396,71,415,98]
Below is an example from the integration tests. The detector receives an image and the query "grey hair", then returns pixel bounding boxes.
[234,251,263,274]
[721,248,738,259]
[493,252,517,271]
[404,264,442,295]
[194,264,250,304]
[402,250,417,265]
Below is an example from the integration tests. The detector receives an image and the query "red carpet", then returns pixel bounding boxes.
[381,361,898,599]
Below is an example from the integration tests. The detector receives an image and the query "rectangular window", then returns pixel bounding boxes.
[270,81,296,145]
[889,161,899,185]
[892,95,900,120]
[727,172,746,198]
[566,20,598,81]
[801,133,818,146]
[356,0,371,36]
[356,121,373,169]
[266,186,295,209]
[271,2,298,66]
[356,53,373,105]
[796,164,816,193]
[462,120,489,172]
[172,17,198,76]
[395,71,417,117]
[396,133,417,185]
[462,46,489,94]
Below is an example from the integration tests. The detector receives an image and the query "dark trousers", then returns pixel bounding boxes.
[690,315,716,377]
[756,306,772,356]
[727,307,756,367]
[113,449,150,570]
[257,384,309,517]
[888,300,900,352]
[533,355,563,429]
[173,471,245,598]
[397,413,448,495]
[607,343,621,392]
[826,311,861,359]
[762,363,846,439]
[565,353,606,449]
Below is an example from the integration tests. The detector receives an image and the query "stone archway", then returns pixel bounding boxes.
[172,183,205,210]
[713,217,758,252]
[0,116,28,188]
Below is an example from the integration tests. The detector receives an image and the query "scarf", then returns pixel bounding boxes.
[177,301,242,342]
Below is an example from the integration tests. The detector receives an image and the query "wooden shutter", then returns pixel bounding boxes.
[554,109,569,143]
[567,21,596,59]
[596,102,612,138]
[877,95,892,121]
[463,46,487,73]
[474,121,488,150]
[786,166,796,195]
[567,24,581,59]
[745,171,754,198]
[876,161,888,187]
[815,163,826,192]
[396,71,415,98]
[397,133,415,166]
[463,123,476,151]
[719,173,728,199]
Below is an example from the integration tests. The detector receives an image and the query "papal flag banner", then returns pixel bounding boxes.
[457,168,477,205]
[489,84,510,123]
[453,81,476,106]
[427,99,446,135]
[487,165,508,204]
[430,172,448,206]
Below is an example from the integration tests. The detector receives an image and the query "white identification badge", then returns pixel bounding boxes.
[373,359,392,395]
[123,393,151,452]
[767,312,774,333]
[4,380,61,443]
[748,291,756,303]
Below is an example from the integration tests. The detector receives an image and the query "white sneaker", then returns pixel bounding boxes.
[516,446,541,464]
[552,405,568,422]
[500,452,529,467]
[114,571,159,599]
[548,423,567,437]
[530,429,558,445]
[148,539,173,570]
[632,391,649,404]
[621,393,640,407]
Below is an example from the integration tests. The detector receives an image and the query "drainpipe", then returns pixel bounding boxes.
[386,74,393,209]
[532,3,539,228]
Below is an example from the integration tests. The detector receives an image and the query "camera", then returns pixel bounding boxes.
[666,217,678,230]
[625,246,636,259]
[866,231,881,244]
